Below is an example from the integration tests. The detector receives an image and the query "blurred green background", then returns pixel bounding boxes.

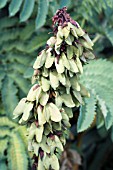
[0,0,113,170]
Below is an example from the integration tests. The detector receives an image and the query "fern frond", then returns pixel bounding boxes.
[1,76,18,118]
[9,0,23,16]
[0,138,8,159]
[0,0,8,9]
[20,0,35,22]
[0,127,10,138]
[0,0,50,29]
[0,17,18,30]
[80,59,113,130]
[7,132,29,170]
[77,93,96,132]
[35,0,49,29]
[9,73,30,94]
[0,116,16,127]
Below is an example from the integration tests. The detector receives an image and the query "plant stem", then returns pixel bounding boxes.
[92,34,102,44]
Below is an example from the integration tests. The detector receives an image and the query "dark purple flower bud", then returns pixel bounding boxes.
[70,19,79,28]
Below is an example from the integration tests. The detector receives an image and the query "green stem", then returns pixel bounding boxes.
[92,34,102,44]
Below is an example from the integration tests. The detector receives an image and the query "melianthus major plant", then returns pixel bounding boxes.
[13,7,94,170]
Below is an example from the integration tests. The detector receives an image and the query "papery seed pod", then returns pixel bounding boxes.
[13,7,94,170]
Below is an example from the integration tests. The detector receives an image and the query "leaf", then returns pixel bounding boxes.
[48,103,62,122]
[69,59,79,73]
[40,136,50,153]
[74,23,85,37]
[26,32,49,53]
[39,91,49,106]
[37,105,46,125]
[67,46,73,59]
[65,35,72,45]
[41,77,50,92]
[80,39,93,50]
[0,160,7,170]
[70,76,80,91]
[9,72,29,94]
[36,0,49,29]
[61,52,70,70]
[80,84,90,97]
[22,102,33,121]
[0,0,8,9]
[84,51,95,59]
[9,0,23,16]
[58,73,66,86]
[73,90,83,104]
[28,123,36,140]
[27,84,40,101]
[8,133,28,170]
[35,125,44,143]
[50,71,59,89]
[20,0,35,22]
[13,98,26,118]
[1,76,18,118]
[49,154,59,170]
[33,50,46,69]
[42,67,49,77]
[55,93,63,108]
[83,33,94,47]
[32,142,39,155]
[0,116,16,127]
[80,59,113,130]
[59,26,70,39]
[47,37,56,47]
[43,105,51,122]
[105,27,113,45]
[61,94,75,108]
[45,51,54,68]
[36,86,42,104]
[54,135,63,151]
[38,156,45,170]
[55,57,65,74]
[64,107,73,118]
[24,67,34,78]
[75,57,83,73]
[77,94,96,132]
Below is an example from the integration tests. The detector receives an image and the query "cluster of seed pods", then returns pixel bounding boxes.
[13,7,94,170]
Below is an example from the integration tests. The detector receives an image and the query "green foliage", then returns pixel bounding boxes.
[35,0,49,29]
[77,93,96,132]
[8,133,28,170]
[79,59,113,131]
[9,0,23,16]
[0,0,73,29]
[1,76,18,118]
[20,0,35,22]
[0,116,31,169]
[0,0,8,9]
[1,0,49,29]
[0,16,50,117]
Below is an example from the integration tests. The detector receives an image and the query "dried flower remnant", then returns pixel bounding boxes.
[13,7,94,170]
